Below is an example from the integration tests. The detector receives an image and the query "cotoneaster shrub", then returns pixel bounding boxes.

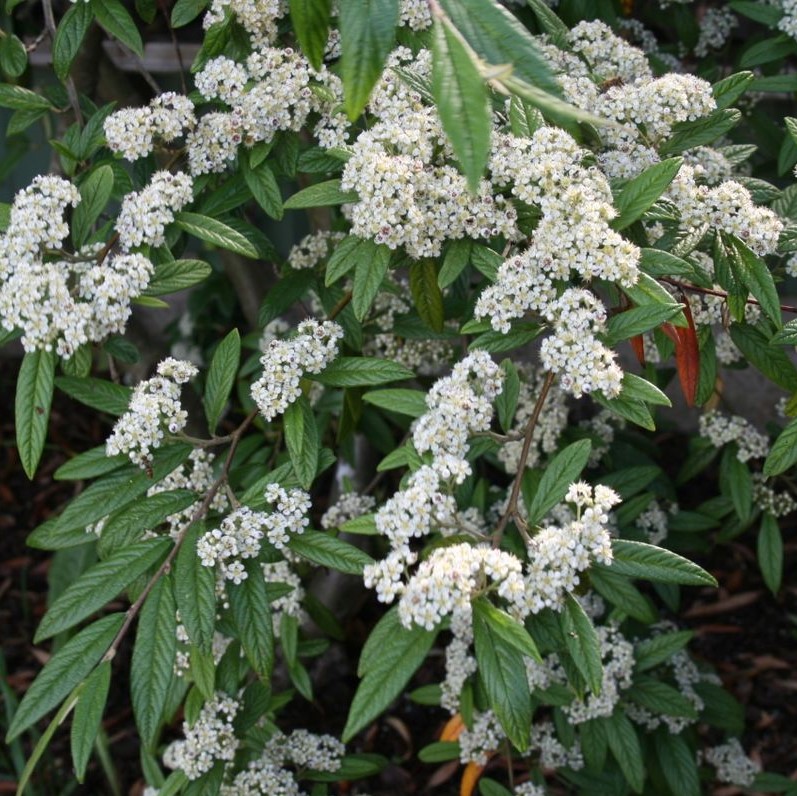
[2,0,797,794]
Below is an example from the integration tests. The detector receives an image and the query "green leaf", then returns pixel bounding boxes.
[132,575,176,748]
[527,439,591,525]
[525,0,568,41]
[634,630,693,671]
[228,559,274,679]
[290,0,332,70]
[472,598,541,662]
[758,513,783,594]
[258,268,316,326]
[610,540,717,586]
[283,178,359,209]
[654,730,700,796]
[409,259,445,332]
[418,741,460,763]
[326,235,370,286]
[729,0,782,27]
[283,395,319,489]
[432,18,491,191]
[638,248,697,277]
[91,0,144,55]
[740,34,796,68]
[604,303,684,345]
[242,158,283,219]
[438,239,472,288]
[73,165,114,248]
[353,242,391,321]
[171,0,207,26]
[0,33,28,78]
[473,596,532,750]
[36,537,171,641]
[660,109,742,155]
[362,388,428,418]
[721,446,752,523]
[15,350,55,479]
[627,676,698,719]
[173,212,259,258]
[145,259,213,296]
[339,0,399,118]
[589,566,656,624]
[344,611,436,741]
[70,661,111,781]
[562,594,602,695]
[312,357,413,387]
[175,523,217,652]
[771,318,797,346]
[621,274,687,324]
[0,84,52,111]
[56,376,132,416]
[496,359,520,433]
[764,417,797,476]
[612,158,683,230]
[711,71,754,111]
[189,646,216,700]
[6,613,124,742]
[288,529,374,574]
[603,712,645,793]
[725,234,782,328]
[204,329,240,434]
[54,445,128,481]
[437,0,559,95]
[730,324,797,392]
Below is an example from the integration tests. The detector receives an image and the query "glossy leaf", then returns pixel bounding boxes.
[758,513,783,594]
[204,329,240,434]
[228,559,274,679]
[173,212,259,258]
[175,522,217,652]
[610,540,717,586]
[527,439,591,525]
[284,395,319,489]
[288,529,374,574]
[15,350,55,479]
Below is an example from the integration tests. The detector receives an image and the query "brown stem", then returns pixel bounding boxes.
[102,407,258,662]
[492,371,556,548]
[660,278,797,315]
[328,291,353,321]
[42,0,83,126]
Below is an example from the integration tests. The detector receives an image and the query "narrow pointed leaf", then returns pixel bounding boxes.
[71,662,111,781]
[15,350,55,479]
[204,329,240,434]
[527,439,591,525]
[228,559,274,679]
[562,594,602,694]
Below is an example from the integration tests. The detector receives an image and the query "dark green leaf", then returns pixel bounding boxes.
[204,329,240,434]
[312,357,413,387]
[764,417,797,476]
[0,84,52,111]
[175,523,217,652]
[725,234,781,328]
[432,18,491,191]
[70,661,111,781]
[284,178,359,209]
[258,268,316,326]
[73,165,114,248]
[228,559,274,679]
[54,445,128,481]
[730,324,797,391]
[54,2,93,81]
[409,259,445,332]
[56,376,132,416]
[527,439,591,525]
[91,0,144,55]
[0,34,28,77]
[634,630,693,671]
[353,242,390,321]
[612,158,683,230]
[758,513,783,594]
[712,71,754,110]
[362,388,427,418]
[283,395,319,489]
[603,712,644,793]
[6,613,124,742]
[339,0,399,118]
[15,350,55,479]
[36,538,171,641]
[132,575,176,747]
[290,0,332,70]
[604,303,684,345]
[660,109,741,155]
[173,212,259,258]
[655,730,700,796]
[473,598,541,662]
[288,529,374,574]
[610,539,717,586]
[562,594,602,695]
[145,259,213,296]
[242,158,283,219]
[171,0,207,26]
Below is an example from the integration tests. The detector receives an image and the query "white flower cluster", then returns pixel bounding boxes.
[399,0,432,29]
[752,473,797,517]
[568,19,653,83]
[106,359,198,468]
[320,491,376,529]
[441,632,477,713]
[364,353,503,604]
[531,721,584,770]
[668,166,783,256]
[341,50,517,259]
[683,146,734,186]
[263,560,305,631]
[514,784,547,796]
[524,482,619,613]
[174,626,230,678]
[251,319,343,421]
[287,231,345,270]
[636,499,670,545]
[695,7,737,56]
[204,0,286,47]
[186,47,346,174]
[581,409,625,467]
[698,410,770,462]
[779,0,797,39]
[117,171,193,250]
[525,624,634,724]
[498,372,568,475]
[702,739,761,787]
[220,729,343,795]
[162,694,239,780]
[104,92,196,160]
[197,483,310,582]
[458,710,505,765]
[398,543,526,631]
[0,176,154,358]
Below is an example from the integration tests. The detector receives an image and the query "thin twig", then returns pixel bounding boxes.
[103,407,258,662]
[328,291,353,321]
[42,0,83,126]
[158,0,188,95]
[492,371,555,548]
[660,277,797,315]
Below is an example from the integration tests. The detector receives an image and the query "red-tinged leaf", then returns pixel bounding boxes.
[460,761,485,796]
[440,713,465,742]
[662,296,699,407]
[630,334,646,366]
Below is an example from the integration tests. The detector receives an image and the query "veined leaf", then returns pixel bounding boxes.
[604,712,645,793]
[312,357,413,387]
[90,0,144,55]
[173,212,259,258]
[527,439,591,525]
[634,630,693,671]
[764,417,797,476]
[15,350,55,479]
[730,324,797,392]
[604,303,684,345]
[432,18,491,191]
[228,559,274,679]
[283,395,319,489]
[610,539,717,586]
[339,0,399,118]
[70,661,111,781]
[204,329,240,434]
[612,158,683,230]
[473,598,541,662]
[242,157,283,219]
[6,613,124,742]
[758,513,783,594]
[409,259,445,332]
[362,388,428,418]
[56,376,132,416]
[144,259,213,296]
[35,537,171,641]
[132,575,177,748]
[288,529,374,574]
[654,729,700,796]
[53,2,94,81]
[175,522,217,652]
[725,234,782,328]
[290,0,332,70]
[353,243,390,321]
[562,594,602,695]
[73,165,114,248]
